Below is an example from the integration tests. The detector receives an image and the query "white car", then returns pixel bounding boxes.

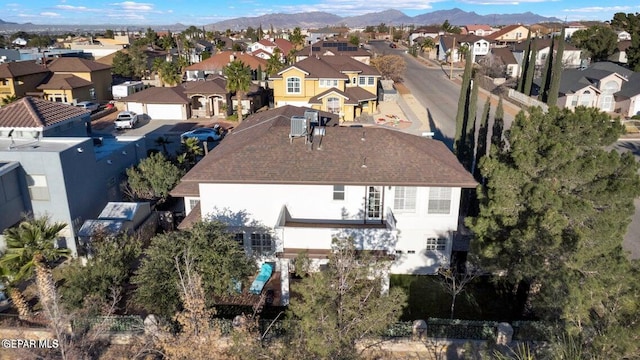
[75,101,100,112]
[114,111,139,130]
[180,125,225,142]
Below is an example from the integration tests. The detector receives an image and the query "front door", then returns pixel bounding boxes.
[366,186,382,220]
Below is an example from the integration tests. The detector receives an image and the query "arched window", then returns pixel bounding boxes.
[600,80,619,111]
[286,77,301,94]
[327,97,340,114]
[580,90,592,107]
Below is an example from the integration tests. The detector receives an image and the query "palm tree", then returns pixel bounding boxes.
[290,27,304,50]
[223,60,252,123]
[1,94,19,107]
[0,216,70,318]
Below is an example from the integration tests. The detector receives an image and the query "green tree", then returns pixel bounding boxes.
[547,28,566,107]
[490,97,504,153]
[245,26,256,41]
[123,152,183,204]
[1,94,19,106]
[111,51,133,78]
[1,216,70,318]
[284,238,407,359]
[145,27,158,46]
[517,32,532,93]
[158,60,182,86]
[461,73,479,172]
[59,232,142,311]
[160,33,175,51]
[104,29,114,39]
[570,26,618,61]
[523,39,537,96]
[376,23,389,34]
[454,50,474,155]
[348,34,360,46]
[128,43,149,80]
[628,33,640,72]
[474,98,491,181]
[290,27,304,50]
[467,107,640,356]
[132,221,256,319]
[176,137,203,171]
[266,48,284,76]
[223,60,252,123]
[539,36,554,103]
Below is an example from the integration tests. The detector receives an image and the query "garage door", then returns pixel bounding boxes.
[147,104,184,120]
[126,102,144,114]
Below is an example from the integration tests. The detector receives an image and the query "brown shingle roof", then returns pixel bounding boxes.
[272,56,347,79]
[122,86,189,104]
[0,96,88,128]
[46,57,112,72]
[490,47,517,65]
[0,60,50,78]
[36,74,93,90]
[182,77,227,95]
[174,106,476,189]
[512,38,578,52]
[308,88,355,105]
[486,25,526,41]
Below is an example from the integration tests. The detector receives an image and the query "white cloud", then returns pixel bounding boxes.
[561,6,633,13]
[276,0,439,16]
[54,5,89,10]
[40,12,61,17]
[459,0,549,4]
[111,1,154,11]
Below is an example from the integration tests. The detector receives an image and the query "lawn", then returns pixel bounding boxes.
[390,274,527,322]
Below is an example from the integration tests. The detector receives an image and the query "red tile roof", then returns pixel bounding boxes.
[172,106,477,193]
[0,96,88,128]
[185,51,267,71]
[0,60,50,78]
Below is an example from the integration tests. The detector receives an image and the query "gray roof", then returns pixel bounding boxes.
[589,61,634,78]
[556,68,623,95]
[616,73,640,99]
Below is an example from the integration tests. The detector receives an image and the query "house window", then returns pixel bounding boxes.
[0,79,7,86]
[189,199,200,211]
[367,77,375,86]
[89,87,96,100]
[27,174,49,201]
[426,237,447,251]
[327,97,340,114]
[428,187,451,214]
[580,90,592,107]
[333,185,345,200]
[359,76,366,86]
[234,232,245,245]
[286,77,301,94]
[571,96,578,107]
[394,187,417,211]
[251,233,273,255]
[320,79,338,87]
[407,250,416,254]
[366,186,382,219]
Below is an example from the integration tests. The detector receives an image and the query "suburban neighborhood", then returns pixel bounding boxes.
[0,6,639,360]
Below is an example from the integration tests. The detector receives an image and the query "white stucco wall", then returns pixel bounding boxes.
[197,183,462,274]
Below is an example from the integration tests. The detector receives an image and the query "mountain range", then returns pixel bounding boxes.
[207,8,562,31]
[0,8,561,34]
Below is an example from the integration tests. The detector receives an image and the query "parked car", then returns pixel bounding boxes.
[114,111,139,130]
[75,101,100,112]
[180,124,225,142]
[389,42,397,48]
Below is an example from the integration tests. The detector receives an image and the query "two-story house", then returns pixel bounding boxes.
[512,38,582,70]
[408,26,442,47]
[41,57,112,102]
[184,52,268,82]
[0,60,51,103]
[171,106,477,304]
[553,66,628,112]
[0,97,147,256]
[294,39,372,65]
[270,55,380,121]
[486,24,529,45]
[438,35,490,63]
[462,25,494,37]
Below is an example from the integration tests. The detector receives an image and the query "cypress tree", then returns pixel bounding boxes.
[518,32,532,93]
[474,98,491,181]
[462,74,479,172]
[454,48,474,155]
[491,97,504,153]
[547,28,566,107]
[539,36,555,103]
[523,39,537,96]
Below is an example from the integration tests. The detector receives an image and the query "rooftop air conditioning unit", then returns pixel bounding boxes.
[304,110,320,127]
[289,116,307,141]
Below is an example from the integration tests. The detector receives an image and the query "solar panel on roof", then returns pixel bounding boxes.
[312,47,321,52]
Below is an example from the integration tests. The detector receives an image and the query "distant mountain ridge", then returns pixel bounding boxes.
[207,8,562,30]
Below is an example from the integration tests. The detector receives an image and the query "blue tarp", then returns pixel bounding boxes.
[249,263,274,294]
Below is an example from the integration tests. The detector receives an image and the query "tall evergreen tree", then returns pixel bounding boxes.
[474,98,491,181]
[627,32,640,72]
[454,49,474,155]
[461,74,479,171]
[467,106,640,358]
[490,97,504,153]
[517,32,532,93]
[539,36,555,102]
[547,28,566,107]
[523,39,537,96]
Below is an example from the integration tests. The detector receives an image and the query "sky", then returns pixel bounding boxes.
[2,0,639,26]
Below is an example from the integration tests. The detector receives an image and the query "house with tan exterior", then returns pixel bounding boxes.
[40,57,113,102]
[554,67,628,113]
[270,55,380,122]
[294,39,372,65]
[486,25,529,45]
[462,25,494,37]
[171,106,477,304]
[0,61,50,103]
[408,26,442,47]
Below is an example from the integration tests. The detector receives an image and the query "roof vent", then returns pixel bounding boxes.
[289,116,307,142]
[304,109,320,127]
